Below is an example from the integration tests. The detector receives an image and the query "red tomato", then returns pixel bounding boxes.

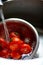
[9,37,24,51]
[20,44,32,54]
[0,49,9,58]
[9,41,20,51]
[9,32,20,38]
[0,38,8,49]
[11,52,22,59]
[11,37,24,45]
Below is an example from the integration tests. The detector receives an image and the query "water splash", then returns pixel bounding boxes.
[0,9,10,42]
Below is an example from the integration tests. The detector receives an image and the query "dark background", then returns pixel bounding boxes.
[0,0,43,30]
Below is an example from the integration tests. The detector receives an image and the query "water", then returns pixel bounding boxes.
[0,9,10,42]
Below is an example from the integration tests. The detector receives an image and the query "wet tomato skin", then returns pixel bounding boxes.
[9,37,24,51]
[11,37,24,45]
[0,32,32,59]
[0,38,8,49]
[0,49,9,58]
[20,44,32,54]
[11,52,22,59]
[9,41,20,51]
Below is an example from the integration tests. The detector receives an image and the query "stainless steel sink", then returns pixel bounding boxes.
[33,30,43,59]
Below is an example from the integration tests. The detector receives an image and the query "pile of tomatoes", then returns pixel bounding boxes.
[0,32,32,59]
